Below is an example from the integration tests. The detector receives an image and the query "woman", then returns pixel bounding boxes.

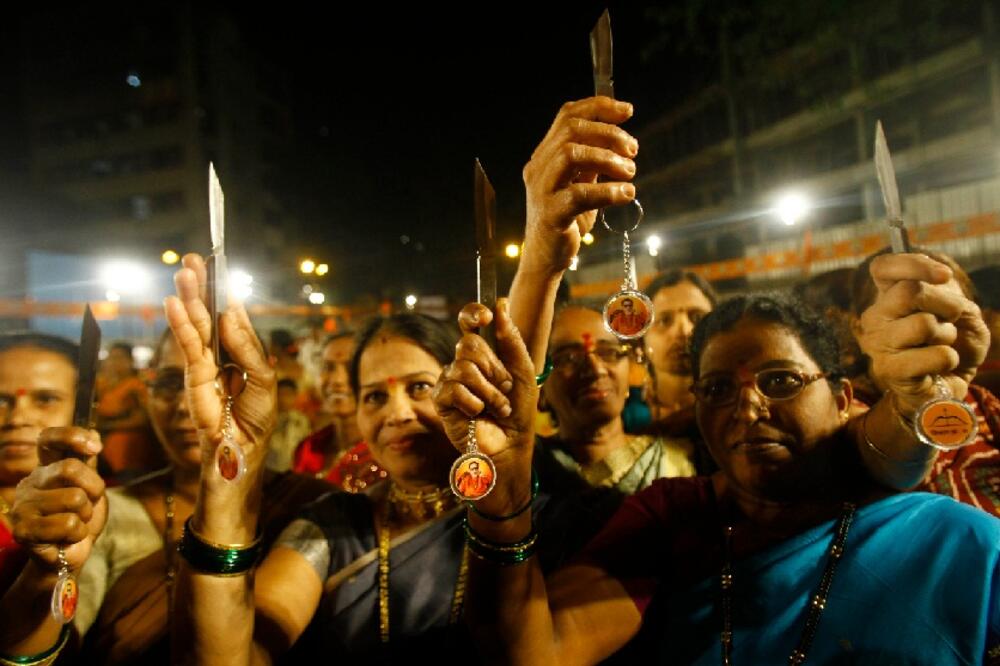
[95,342,162,478]
[433,287,1000,663]
[2,326,331,665]
[162,255,534,664]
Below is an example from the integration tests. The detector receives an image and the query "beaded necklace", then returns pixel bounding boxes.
[720,503,856,665]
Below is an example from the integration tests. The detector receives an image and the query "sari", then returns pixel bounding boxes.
[76,471,331,665]
[582,478,1000,663]
[0,519,26,597]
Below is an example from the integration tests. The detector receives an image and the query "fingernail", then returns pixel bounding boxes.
[500,379,513,393]
[628,141,638,157]
[500,404,513,418]
[87,437,102,454]
[623,159,636,175]
[621,183,635,198]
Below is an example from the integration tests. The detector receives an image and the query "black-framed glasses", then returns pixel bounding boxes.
[146,370,184,402]
[690,368,825,407]
[551,343,630,371]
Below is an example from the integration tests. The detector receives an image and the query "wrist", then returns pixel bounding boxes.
[194,470,262,544]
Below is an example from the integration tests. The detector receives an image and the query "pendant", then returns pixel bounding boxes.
[216,390,246,482]
[913,378,977,450]
[50,549,78,624]
[603,289,653,340]
[450,420,497,501]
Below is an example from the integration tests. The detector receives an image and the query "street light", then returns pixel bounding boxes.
[775,192,811,226]
[504,243,520,259]
[569,255,579,271]
[646,235,662,257]
[581,232,595,246]
[299,259,316,274]
[315,263,329,276]
[404,294,418,310]
[100,260,151,295]
[161,250,180,265]
[308,292,326,305]
[229,269,253,301]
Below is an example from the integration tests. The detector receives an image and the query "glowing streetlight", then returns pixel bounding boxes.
[161,250,180,265]
[100,260,151,295]
[504,243,520,259]
[308,292,326,305]
[315,263,329,276]
[581,232,595,246]
[404,294,418,310]
[775,192,811,226]
[646,235,662,257]
[229,269,253,301]
[299,259,316,274]
[569,255,579,271]
[105,290,121,303]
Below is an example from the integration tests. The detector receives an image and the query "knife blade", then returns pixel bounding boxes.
[72,304,101,430]
[474,159,498,349]
[206,162,229,367]
[591,9,614,99]
[874,121,911,253]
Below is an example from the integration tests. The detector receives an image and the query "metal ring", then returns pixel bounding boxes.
[599,197,644,235]
[216,363,249,397]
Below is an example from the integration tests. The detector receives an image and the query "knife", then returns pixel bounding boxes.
[874,121,912,253]
[474,159,498,350]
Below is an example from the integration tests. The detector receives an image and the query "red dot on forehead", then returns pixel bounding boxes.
[581,333,595,351]
[386,376,397,386]
[15,388,27,397]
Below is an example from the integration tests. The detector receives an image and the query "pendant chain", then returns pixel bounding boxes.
[720,503,856,665]
[621,231,634,290]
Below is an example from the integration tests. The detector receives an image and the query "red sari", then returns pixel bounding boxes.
[0,519,26,596]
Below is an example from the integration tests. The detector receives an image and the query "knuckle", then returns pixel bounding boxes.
[67,488,88,510]
[63,514,82,534]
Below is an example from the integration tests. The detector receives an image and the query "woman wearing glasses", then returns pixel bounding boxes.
[433,272,999,662]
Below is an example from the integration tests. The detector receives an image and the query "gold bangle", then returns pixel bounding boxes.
[0,625,70,666]
[186,517,261,551]
[861,408,929,466]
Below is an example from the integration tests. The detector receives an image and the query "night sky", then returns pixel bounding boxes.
[0,3,700,303]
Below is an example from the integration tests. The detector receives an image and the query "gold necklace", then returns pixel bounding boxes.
[387,483,455,521]
[164,485,177,618]
[0,494,10,515]
[376,495,469,643]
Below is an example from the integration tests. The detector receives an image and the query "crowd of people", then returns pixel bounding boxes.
[0,94,997,665]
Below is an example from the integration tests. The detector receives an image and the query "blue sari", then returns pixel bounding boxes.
[649,493,1000,664]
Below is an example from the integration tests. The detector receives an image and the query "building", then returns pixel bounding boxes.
[568,2,1000,298]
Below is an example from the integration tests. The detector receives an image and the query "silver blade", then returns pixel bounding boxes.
[73,304,101,428]
[209,162,225,254]
[207,163,228,366]
[874,121,911,253]
[474,159,497,349]
[590,9,614,98]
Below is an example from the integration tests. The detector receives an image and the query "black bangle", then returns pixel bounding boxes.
[467,468,539,522]
[535,356,554,386]
[464,518,538,566]
[178,517,262,576]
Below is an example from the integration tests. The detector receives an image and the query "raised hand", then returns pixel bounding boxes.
[522,96,638,275]
[434,299,537,470]
[860,253,990,412]
[11,427,105,572]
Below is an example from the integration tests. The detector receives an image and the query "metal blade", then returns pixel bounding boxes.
[209,162,225,254]
[73,304,101,428]
[474,159,497,349]
[590,9,614,98]
[873,121,911,253]
[207,163,228,366]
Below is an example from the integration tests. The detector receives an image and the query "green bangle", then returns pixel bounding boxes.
[464,518,538,566]
[0,625,70,666]
[535,356,554,386]
[467,468,539,522]
[178,517,262,576]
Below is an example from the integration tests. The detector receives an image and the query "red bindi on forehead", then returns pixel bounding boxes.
[386,376,397,386]
[581,333,595,352]
[15,388,27,397]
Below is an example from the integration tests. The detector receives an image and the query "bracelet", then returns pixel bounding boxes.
[178,517,262,576]
[535,356,554,386]
[0,625,70,666]
[467,468,539,522]
[861,407,929,466]
[464,518,538,566]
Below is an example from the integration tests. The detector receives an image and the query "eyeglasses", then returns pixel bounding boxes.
[551,343,630,371]
[690,368,825,407]
[146,371,184,402]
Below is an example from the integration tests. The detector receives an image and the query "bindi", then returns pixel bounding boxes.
[15,388,27,397]
[581,333,595,352]
[386,376,398,386]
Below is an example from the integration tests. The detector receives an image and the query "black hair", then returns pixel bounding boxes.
[109,341,134,357]
[277,378,297,391]
[645,268,718,306]
[793,267,855,313]
[689,292,845,386]
[349,313,460,395]
[0,332,79,368]
[969,265,1000,311]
